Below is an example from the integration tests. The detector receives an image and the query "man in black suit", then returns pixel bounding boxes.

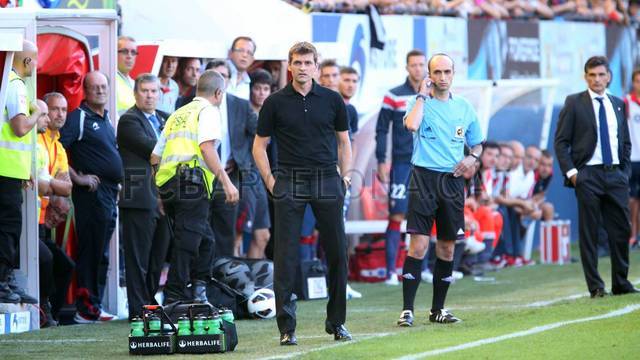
[206,60,258,257]
[554,56,639,298]
[117,73,171,319]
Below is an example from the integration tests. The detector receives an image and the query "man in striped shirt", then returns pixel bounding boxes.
[376,49,427,285]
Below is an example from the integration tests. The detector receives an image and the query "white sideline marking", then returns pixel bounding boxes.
[0,339,108,344]
[524,293,587,307]
[261,278,640,359]
[395,303,640,360]
[260,332,391,360]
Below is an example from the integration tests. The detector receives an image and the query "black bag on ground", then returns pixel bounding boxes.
[206,277,248,318]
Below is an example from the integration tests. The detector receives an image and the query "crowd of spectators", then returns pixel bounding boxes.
[284,0,640,25]
[414,141,556,283]
[460,141,555,275]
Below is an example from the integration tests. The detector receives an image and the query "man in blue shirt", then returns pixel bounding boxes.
[398,54,484,326]
[376,50,426,286]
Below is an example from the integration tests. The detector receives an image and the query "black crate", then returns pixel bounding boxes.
[175,334,224,354]
[128,334,175,355]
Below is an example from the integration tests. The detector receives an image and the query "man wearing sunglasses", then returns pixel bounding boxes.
[116,36,138,117]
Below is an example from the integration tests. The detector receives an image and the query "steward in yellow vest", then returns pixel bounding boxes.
[151,70,238,304]
[0,40,42,304]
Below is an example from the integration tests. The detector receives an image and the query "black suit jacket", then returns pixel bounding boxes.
[117,106,169,209]
[226,93,258,170]
[554,90,630,188]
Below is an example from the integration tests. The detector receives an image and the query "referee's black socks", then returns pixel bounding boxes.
[431,257,454,312]
[402,256,422,311]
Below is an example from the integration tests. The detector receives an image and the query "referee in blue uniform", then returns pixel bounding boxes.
[397,54,484,326]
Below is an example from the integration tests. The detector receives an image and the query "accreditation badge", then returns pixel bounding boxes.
[455,126,464,139]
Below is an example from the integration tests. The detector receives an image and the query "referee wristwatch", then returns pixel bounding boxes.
[416,94,427,101]
[469,152,480,160]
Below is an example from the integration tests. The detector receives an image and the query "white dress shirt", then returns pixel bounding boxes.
[566,88,620,179]
[226,60,250,100]
[141,111,160,139]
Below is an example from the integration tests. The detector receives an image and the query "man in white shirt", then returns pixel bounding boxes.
[204,60,259,257]
[226,36,256,100]
[554,55,637,297]
[624,69,640,247]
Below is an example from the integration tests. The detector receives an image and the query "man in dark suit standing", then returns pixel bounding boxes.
[117,73,171,320]
[554,56,639,298]
[206,60,258,257]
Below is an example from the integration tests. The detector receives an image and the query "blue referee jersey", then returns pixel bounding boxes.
[404,94,484,173]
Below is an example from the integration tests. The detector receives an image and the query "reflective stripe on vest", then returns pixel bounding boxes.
[0,70,33,180]
[155,99,215,196]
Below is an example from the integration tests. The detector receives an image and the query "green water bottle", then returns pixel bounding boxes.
[206,314,222,335]
[220,309,234,323]
[193,315,206,335]
[130,317,144,337]
[177,316,192,336]
[148,315,161,336]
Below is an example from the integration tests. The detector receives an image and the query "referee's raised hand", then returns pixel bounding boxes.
[419,78,432,96]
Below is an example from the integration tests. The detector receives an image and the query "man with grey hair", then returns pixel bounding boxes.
[60,71,123,323]
[152,70,239,304]
[117,73,171,319]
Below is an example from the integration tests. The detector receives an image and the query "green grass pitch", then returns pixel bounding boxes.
[1,249,639,359]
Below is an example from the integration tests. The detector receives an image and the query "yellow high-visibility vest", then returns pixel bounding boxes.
[156,99,215,197]
[116,72,135,117]
[1,70,33,180]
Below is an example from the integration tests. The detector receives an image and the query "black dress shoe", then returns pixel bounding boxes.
[325,323,352,341]
[590,288,609,298]
[612,287,640,296]
[280,332,297,346]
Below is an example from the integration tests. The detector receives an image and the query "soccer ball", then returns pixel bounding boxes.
[247,288,276,319]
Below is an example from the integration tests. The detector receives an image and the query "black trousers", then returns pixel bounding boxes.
[73,182,118,316]
[575,165,633,293]
[160,175,214,301]
[0,176,23,276]
[120,207,171,319]
[272,168,347,334]
[38,233,75,317]
[209,170,239,258]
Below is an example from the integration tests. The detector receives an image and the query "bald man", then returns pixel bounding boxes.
[35,98,74,327]
[60,71,123,323]
[0,40,42,304]
[400,53,484,325]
